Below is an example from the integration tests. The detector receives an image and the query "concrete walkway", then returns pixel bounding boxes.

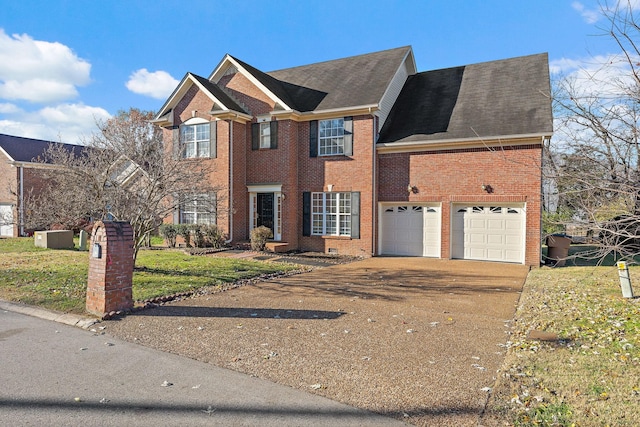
[0,307,406,426]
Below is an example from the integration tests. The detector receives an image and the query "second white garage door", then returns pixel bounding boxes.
[380,204,441,257]
[451,205,525,263]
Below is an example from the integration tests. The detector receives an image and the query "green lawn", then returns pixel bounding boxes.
[483,265,640,426]
[0,237,298,314]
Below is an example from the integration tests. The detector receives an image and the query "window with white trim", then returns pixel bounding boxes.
[180,123,210,158]
[311,192,351,236]
[181,194,216,225]
[318,118,344,156]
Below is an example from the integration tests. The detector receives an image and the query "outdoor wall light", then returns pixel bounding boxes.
[481,184,494,193]
[407,184,418,194]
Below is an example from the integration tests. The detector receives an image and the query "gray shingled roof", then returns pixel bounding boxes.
[263,46,412,112]
[0,133,84,163]
[378,53,553,144]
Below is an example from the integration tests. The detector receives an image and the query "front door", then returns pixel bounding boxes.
[256,193,274,231]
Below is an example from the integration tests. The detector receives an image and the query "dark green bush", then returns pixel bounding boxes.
[174,224,191,247]
[191,224,207,248]
[203,224,225,249]
[159,224,178,247]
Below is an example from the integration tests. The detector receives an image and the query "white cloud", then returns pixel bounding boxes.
[550,53,636,99]
[572,2,601,24]
[0,29,91,103]
[0,103,111,144]
[0,103,21,114]
[0,78,79,103]
[572,1,640,24]
[126,68,179,99]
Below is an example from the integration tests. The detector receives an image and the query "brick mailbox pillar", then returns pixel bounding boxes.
[86,221,134,317]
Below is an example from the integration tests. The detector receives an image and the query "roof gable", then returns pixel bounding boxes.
[229,56,328,112]
[209,55,294,111]
[153,72,248,124]
[0,133,83,164]
[378,53,553,144]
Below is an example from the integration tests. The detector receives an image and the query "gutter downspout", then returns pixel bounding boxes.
[19,166,24,236]
[225,120,234,244]
[372,114,377,256]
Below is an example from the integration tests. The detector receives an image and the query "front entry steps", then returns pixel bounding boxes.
[265,242,290,253]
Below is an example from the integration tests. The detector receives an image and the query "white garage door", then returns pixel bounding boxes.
[452,205,525,263]
[380,204,440,257]
[0,204,13,237]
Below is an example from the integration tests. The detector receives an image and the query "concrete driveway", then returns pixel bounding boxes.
[107,257,529,426]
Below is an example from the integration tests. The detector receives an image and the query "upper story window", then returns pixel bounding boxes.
[310,117,353,157]
[319,118,345,156]
[180,123,210,158]
[259,122,271,149]
[251,121,278,150]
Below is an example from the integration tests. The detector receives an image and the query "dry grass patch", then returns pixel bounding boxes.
[482,267,640,426]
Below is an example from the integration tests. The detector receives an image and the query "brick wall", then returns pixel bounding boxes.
[298,115,376,257]
[163,85,232,238]
[219,73,275,116]
[377,143,543,265]
[231,120,249,242]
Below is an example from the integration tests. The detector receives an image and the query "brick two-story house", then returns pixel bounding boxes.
[153,46,552,265]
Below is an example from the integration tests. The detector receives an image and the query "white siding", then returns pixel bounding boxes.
[377,59,414,133]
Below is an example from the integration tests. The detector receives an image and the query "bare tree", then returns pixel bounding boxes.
[25,108,223,262]
[547,1,640,261]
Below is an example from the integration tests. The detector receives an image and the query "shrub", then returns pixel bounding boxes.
[203,224,225,249]
[159,224,178,248]
[250,226,273,251]
[191,224,207,248]
[175,224,191,247]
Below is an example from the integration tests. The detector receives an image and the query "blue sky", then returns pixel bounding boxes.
[0,0,632,144]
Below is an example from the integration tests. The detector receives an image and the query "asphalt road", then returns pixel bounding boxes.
[0,307,406,426]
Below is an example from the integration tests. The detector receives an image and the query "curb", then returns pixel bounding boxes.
[0,299,100,329]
